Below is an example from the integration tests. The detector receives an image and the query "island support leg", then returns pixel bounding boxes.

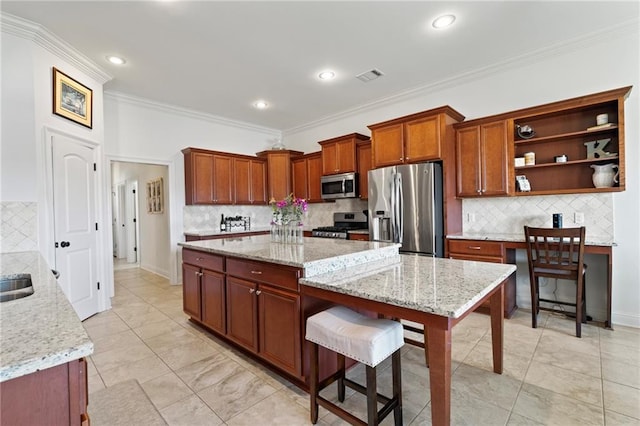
[426,326,451,426]
[490,283,504,374]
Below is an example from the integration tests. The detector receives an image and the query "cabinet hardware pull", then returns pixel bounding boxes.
[196,257,203,261]
[250,270,262,275]
[255,290,261,296]
[249,288,255,293]
[468,246,482,250]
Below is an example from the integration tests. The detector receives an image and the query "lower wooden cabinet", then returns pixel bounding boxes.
[447,239,517,318]
[226,276,259,351]
[0,358,88,425]
[202,270,226,334]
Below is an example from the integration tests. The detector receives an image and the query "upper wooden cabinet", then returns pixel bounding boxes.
[182,147,267,205]
[455,120,512,197]
[356,140,372,200]
[234,157,267,204]
[256,149,303,201]
[510,86,631,195]
[368,106,465,169]
[292,152,323,203]
[319,133,368,175]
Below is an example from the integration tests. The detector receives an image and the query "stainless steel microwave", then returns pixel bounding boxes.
[320,172,359,200]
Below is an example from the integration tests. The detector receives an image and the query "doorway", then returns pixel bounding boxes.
[112,179,140,270]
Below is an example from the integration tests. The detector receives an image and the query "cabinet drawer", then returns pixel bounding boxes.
[227,258,301,291]
[182,248,224,272]
[448,240,504,258]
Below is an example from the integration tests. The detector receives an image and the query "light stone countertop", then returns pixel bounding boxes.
[179,235,400,277]
[447,232,615,247]
[0,251,93,382]
[184,226,272,237]
[300,254,516,318]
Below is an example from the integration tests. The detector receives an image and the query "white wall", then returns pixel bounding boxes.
[283,28,640,327]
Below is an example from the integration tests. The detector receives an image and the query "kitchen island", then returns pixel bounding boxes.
[0,251,93,425]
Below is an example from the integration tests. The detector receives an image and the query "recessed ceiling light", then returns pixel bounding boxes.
[318,70,336,80]
[106,55,126,65]
[253,100,268,110]
[432,14,456,29]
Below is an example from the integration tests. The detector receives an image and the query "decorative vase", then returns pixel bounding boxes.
[270,223,282,243]
[271,222,303,244]
[591,163,619,188]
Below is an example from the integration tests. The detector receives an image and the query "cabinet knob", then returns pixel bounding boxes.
[255,290,262,296]
[249,288,255,294]
[250,270,263,275]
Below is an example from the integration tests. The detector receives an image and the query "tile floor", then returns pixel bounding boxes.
[84,267,640,425]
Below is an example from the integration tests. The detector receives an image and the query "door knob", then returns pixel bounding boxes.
[60,241,71,248]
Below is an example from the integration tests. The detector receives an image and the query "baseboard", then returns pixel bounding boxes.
[139,263,169,279]
[611,311,640,329]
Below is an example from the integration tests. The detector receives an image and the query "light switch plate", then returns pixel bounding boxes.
[575,212,584,224]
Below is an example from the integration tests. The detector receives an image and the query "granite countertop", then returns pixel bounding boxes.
[447,232,615,247]
[184,226,272,237]
[0,251,93,382]
[300,254,516,318]
[179,235,400,277]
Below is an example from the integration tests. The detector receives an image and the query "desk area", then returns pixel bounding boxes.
[447,233,614,328]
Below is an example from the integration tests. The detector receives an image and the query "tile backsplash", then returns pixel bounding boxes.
[183,198,369,232]
[1,202,38,253]
[462,193,614,242]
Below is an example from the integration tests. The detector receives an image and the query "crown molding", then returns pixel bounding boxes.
[1,12,112,84]
[104,91,281,136]
[283,18,639,136]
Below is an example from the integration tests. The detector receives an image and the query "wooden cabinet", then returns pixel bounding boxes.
[455,120,512,197]
[234,157,267,204]
[319,133,368,175]
[356,140,372,200]
[226,276,259,351]
[257,149,303,201]
[292,152,323,203]
[1,358,88,425]
[348,232,369,241]
[182,147,267,205]
[368,107,465,169]
[447,239,516,318]
[182,263,201,319]
[201,269,226,334]
[510,86,630,195]
[182,249,226,332]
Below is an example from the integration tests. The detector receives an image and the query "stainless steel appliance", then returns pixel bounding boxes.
[368,162,444,256]
[320,172,358,200]
[312,212,368,239]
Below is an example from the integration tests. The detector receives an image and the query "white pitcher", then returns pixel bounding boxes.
[591,163,619,188]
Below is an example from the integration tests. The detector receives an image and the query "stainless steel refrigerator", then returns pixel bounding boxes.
[368,162,444,257]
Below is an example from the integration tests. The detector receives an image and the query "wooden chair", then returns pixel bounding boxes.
[524,226,587,337]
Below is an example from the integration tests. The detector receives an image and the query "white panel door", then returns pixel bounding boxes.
[52,134,99,320]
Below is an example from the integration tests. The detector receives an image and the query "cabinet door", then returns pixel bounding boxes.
[266,152,293,201]
[321,142,339,175]
[201,269,225,334]
[182,263,201,319]
[226,277,258,352]
[480,121,509,196]
[291,158,308,200]
[336,139,357,173]
[405,114,441,162]
[307,154,323,202]
[357,142,371,200]
[233,158,251,204]
[456,126,482,197]
[250,159,267,204]
[258,285,301,377]
[371,124,404,168]
[191,151,214,204]
[213,155,233,204]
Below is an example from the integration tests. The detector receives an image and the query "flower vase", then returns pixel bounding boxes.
[270,223,282,243]
[293,223,304,244]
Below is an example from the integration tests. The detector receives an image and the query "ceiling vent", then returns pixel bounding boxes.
[356,68,384,82]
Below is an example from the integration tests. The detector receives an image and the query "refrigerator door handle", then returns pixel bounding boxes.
[390,175,396,242]
[397,173,403,243]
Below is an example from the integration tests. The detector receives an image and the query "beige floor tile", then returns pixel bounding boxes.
[482,326,539,360]
[88,379,166,426]
[537,328,600,357]
[532,341,601,378]
[91,341,156,373]
[601,340,640,368]
[141,372,194,410]
[132,318,187,340]
[144,327,203,353]
[544,314,600,339]
[157,339,220,370]
[524,360,602,406]
[82,309,121,327]
[160,394,224,426]
[451,363,522,411]
[87,373,106,394]
[99,354,171,387]
[603,380,640,420]
[464,339,532,381]
[225,388,310,425]
[506,412,546,425]
[176,353,246,392]
[602,358,640,389]
[198,369,278,421]
[512,383,604,425]
[600,326,640,350]
[605,410,640,425]
[118,308,171,329]
[83,315,130,340]
[91,329,142,354]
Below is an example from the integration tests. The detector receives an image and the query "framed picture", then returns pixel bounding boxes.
[52,67,93,128]
[147,178,164,214]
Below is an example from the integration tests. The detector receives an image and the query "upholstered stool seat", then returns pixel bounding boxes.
[306,306,404,426]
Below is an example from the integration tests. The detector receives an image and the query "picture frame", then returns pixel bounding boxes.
[147,178,164,214]
[52,67,93,128]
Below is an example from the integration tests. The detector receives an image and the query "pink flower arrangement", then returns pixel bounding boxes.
[270,193,308,225]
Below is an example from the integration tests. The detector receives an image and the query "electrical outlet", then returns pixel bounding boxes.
[467,213,475,222]
[575,212,584,224]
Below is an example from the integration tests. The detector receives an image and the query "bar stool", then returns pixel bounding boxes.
[306,306,404,426]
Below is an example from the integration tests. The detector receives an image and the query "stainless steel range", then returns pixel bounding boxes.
[311,212,368,239]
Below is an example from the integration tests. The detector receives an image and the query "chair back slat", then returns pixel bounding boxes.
[524,226,586,279]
